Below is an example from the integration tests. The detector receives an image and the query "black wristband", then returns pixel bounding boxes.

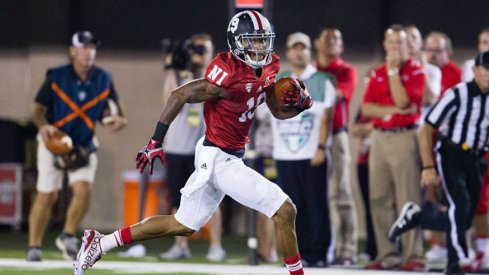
[318,144,326,150]
[152,122,169,142]
[422,165,435,170]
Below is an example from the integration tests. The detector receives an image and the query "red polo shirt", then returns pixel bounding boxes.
[440,60,461,96]
[317,57,357,133]
[362,59,425,129]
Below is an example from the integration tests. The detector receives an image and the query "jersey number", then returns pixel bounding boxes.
[239,93,266,122]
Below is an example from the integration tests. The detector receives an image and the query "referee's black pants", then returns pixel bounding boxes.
[423,142,486,268]
[276,159,332,265]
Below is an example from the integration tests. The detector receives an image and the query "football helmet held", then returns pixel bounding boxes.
[227,10,275,69]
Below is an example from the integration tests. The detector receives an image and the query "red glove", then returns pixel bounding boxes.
[280,79,313,110]
[136,139,167,174]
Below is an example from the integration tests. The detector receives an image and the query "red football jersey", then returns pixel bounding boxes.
[204,52,280,150]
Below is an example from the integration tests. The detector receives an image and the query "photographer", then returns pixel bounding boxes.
[158,34,226,262]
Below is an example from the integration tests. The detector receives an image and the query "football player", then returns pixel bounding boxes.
[74,10,311,275]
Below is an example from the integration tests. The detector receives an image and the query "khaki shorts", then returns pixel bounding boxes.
[36,136,98,193]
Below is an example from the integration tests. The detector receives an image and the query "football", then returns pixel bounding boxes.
[45,130,73,155]
[268,77,298,108]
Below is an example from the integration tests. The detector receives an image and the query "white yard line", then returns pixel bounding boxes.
[0,258,438,274]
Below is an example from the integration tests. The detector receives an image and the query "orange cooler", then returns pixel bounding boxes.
[123,170,165,227]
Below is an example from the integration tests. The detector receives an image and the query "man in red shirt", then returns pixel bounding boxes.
[424,32,462,95]
[315,27,359,265]
[362,24,425,271]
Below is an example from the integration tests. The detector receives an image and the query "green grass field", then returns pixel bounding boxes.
[0,228,250,262]
[0,228,258,274]
[0,268,208,275]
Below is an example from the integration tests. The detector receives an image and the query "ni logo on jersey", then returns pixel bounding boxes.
[207,65,229,86]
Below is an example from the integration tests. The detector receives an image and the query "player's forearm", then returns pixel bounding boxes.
[361,103,400,118]
[421,81,437,106]
[418,123,435,167]
[158,79,212,125]
[31,103,49,129]
[388,75,411,108]
[319,108,332,145]
[158,90,187,125]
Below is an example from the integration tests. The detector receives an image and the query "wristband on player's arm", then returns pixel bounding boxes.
[152,122,170,142]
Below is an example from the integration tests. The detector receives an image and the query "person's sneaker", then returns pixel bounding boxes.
[365,259,399,270]
[55,234,79,261]
[206,245,226,262]
[159,244,191,260]
[388,201,421,242]
[425,244,448,265]
[26,247,42,262]
[73,229,105,275]
[400,260,426,271]
[461,251,483,272]
[481,252,489,269]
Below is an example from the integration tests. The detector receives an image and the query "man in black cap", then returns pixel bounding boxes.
[389,51,489,274]
[27,31,126,261]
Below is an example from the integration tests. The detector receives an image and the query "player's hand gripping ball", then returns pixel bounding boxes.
[45,130,73,155]
[270,77,313,111]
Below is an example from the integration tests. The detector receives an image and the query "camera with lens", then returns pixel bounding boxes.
[161,39,190,71]
[161,38,208,71]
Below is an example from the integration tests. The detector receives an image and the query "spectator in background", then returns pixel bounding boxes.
[158,33,226,262]
[350,69,377,262]
[462,28,489,81]
[362,25,425,271]
[424,32,462,95]
[461,28,489,269]
[404,25,442,117]
[404,24,447,266]
[315,27,359,265]
[389,51,489,274]
[27,31,127,261]
[253,104,278,263]
[272,32,336,267]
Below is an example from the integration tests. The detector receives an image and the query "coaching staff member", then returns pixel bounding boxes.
[27,31,126,262]
[390,51,489,275]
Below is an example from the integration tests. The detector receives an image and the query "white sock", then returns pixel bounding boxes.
[477,237,489,254]
[100,230,123,253]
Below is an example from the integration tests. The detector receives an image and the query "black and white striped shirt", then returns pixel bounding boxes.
[425,81,489,151]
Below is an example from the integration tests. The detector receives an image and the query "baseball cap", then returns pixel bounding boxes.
[286,32,311,49]
[71,31,101,48]
[475,51,489,67]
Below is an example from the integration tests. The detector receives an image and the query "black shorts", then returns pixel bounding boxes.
[166,153,195,208]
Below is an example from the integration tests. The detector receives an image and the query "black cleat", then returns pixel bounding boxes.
[388,201,421,242]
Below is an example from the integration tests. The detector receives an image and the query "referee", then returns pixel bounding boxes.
[389,51,489,275]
